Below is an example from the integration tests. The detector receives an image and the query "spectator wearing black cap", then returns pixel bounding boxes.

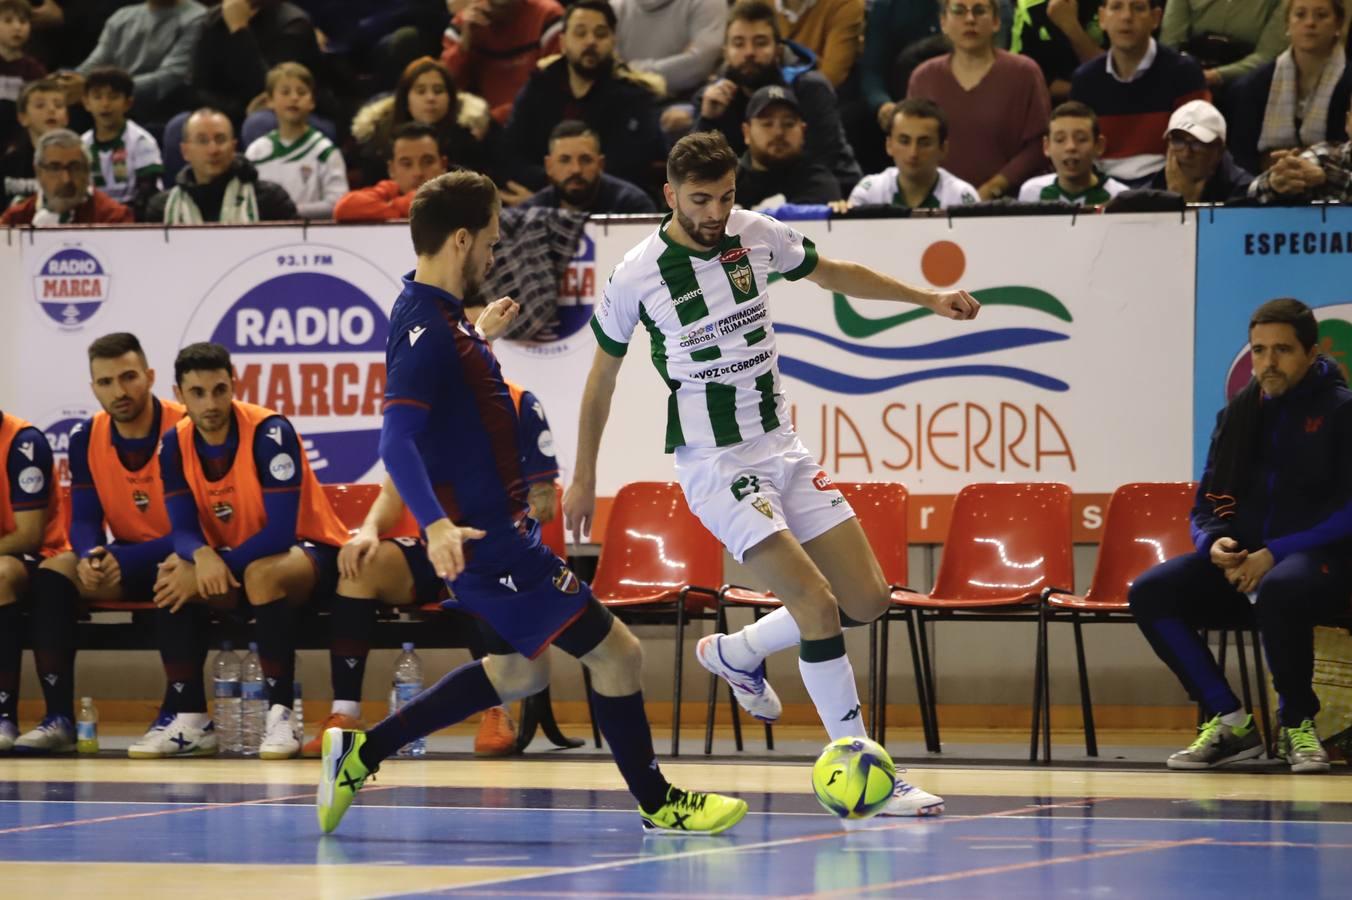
[520,119,655,213]
[735,84,841,208]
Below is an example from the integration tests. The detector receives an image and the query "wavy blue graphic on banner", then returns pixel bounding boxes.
[778,358,1070,394]
[774,324,1069,360]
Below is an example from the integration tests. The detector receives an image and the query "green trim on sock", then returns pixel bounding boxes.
[799,633,846,663]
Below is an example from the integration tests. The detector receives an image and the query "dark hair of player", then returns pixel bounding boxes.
[667,130,738,186]
[87,332,147,367]
[408,170,500,258]
[174,342,233,385]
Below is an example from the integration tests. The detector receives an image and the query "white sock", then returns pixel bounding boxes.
[721,607,803,671]
[177,712,209,728]
[331,700,361,718]
[1220,709,1249,727]
[799,652,866,741]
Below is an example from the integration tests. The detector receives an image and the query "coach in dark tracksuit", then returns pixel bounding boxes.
[1129,298,1352,774]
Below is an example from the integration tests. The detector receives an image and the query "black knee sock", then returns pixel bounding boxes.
[589,691,671,814]
[330,594,376,703]
[360,659,500,769]
[29,570,78,721]
[253,601,296,709]
[157,605,208,714]
[0,602,20,724]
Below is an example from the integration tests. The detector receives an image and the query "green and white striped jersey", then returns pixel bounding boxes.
[591,209,819,452]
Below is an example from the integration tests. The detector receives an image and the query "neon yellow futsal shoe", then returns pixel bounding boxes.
[640,786,748,835]
[317,728,375,833]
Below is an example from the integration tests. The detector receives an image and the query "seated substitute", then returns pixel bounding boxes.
[40,333,221,759]
[0,405,70,753]
[1128,298,1352,775]
[1019,101,1129,205]
[847,98,978,211]
[156,341,349,761]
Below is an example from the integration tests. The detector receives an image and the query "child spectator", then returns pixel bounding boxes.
[1019,101,1128,204]
[1,75,62,205]
[80,65,162,220]
[0,0,45,152]
[244,62,347,219]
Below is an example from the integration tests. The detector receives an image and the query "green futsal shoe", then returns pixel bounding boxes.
[317,728,375,833]
[640,786,748,835]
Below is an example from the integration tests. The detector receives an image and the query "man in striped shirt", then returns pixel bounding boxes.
[567,130,979,817]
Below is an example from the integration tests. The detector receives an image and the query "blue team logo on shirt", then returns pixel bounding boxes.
[31,245,110,329]
[38,406,95,487]
[180,243,400,483]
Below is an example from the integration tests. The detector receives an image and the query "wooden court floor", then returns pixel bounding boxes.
[4,748,1352,899]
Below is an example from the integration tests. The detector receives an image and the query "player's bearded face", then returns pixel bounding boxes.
[673,180,734,249]
[90,353,153,424]
[177,370,234,437]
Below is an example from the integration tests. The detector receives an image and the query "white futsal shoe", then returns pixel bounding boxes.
[877,773,944,817]
[128,715,219,759]
[13,715,76,754]
[0,718,16,752]
[259,704,300,759]
[696,633,783,722]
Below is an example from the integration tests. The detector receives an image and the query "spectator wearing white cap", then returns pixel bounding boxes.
[1249,100,1352,203]
[1146,99,1253,202]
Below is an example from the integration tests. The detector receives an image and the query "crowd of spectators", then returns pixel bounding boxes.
[1,0,1350,226]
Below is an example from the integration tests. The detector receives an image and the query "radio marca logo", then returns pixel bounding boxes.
[39,406,96,487]
[31,244,110,329]
[181,244,397,483]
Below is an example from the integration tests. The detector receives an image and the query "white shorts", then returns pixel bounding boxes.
[674,429,856,562]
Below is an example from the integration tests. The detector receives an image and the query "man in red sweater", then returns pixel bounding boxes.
[333,123,446,223]
[441,0,564,127]
[2,127,131,224]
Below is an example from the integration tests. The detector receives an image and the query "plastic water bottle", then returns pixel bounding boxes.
[293,675,304,744]
[391,643,426,757]
[240,642,267,757]
[212,642,242,754]
[76,697,99,753]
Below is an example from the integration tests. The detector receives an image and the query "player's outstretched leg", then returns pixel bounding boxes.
[317,649,524,833]
[565,606,746,835]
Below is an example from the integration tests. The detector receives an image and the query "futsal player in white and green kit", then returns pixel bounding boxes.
[566,131,980,818]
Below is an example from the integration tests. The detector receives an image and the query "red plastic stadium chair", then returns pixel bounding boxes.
[1035,482,1272,761]
[888,482,1074,753]
[322,482,380,532]
[588,482,723,756]
[712,482,913,752]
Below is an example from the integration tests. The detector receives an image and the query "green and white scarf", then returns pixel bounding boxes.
[162,177,260,224]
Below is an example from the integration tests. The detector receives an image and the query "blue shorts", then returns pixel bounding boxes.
[444,519,596,660]
[105,542,161,599]
[301,541,340,602]
[388,536,448,605]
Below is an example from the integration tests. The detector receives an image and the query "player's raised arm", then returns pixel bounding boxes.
[804,256,981,321]
[564,346,626,545]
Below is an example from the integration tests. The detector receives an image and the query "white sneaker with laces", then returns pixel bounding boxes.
[695,633,783,723]
[878,772,944,817]
[128,715,219,759]
[14,715,76,754]
[0,718,16,752]
[259,704,300,759]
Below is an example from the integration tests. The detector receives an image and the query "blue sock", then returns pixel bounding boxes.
[590,691,671,814]
[359,660,500,769]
